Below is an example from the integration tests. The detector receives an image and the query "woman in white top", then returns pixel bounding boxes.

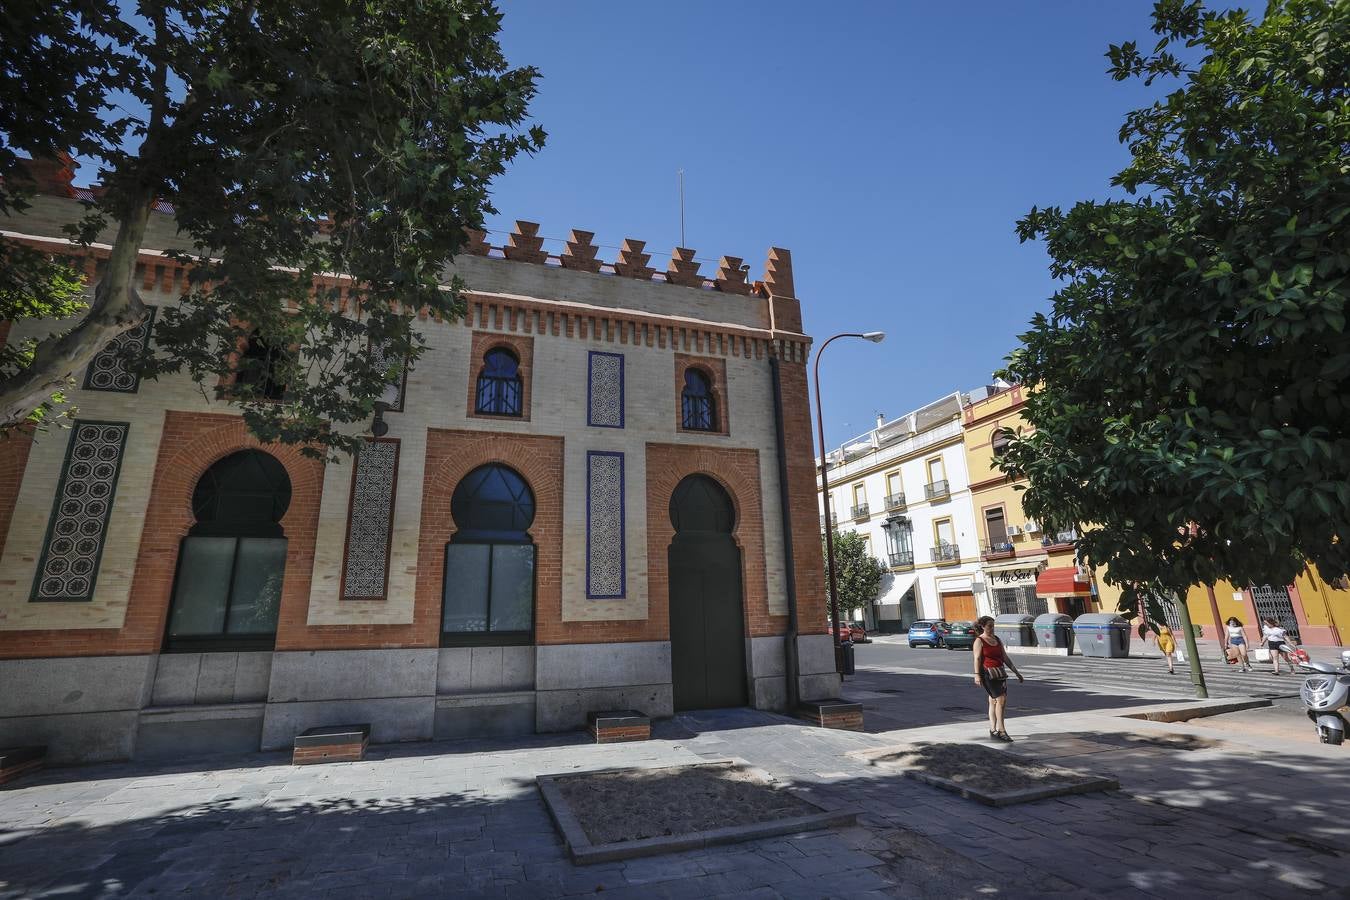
[1226,617,1254,672]
[1261,617,1296,675]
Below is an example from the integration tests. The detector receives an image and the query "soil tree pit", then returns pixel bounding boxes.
[537,760,857,864]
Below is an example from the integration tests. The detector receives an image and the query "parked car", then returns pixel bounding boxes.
[827,620,870,643]
[907,620,949,648]
[943,621,979,651]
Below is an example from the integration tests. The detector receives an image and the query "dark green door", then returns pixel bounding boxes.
[668,476,748,711]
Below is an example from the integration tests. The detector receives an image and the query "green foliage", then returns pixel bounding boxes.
[1001,0,1350,609]
[0,0,543,454]
[0,245,87,430]
[823,530,886,615]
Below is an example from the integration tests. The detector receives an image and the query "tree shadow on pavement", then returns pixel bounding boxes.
[843,671,1169,733]
[0,730,1346,899]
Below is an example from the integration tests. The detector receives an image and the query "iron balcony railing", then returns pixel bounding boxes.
[924,479,951,501]
[888,550,915,570]
[850,503,870,520]
[1042,529,1079,549]
[819,512,838,529]
[981,541,1016,560]
[884,493,906,510]
[932,543,960,565]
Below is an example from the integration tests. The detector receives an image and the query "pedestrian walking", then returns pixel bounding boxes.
[1261,617,1297,675]
[1226,617,1254,671]
[972,615,1024,742]
[1156,624,1177,675]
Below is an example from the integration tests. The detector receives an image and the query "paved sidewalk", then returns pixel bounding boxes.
[1,704,1347,898]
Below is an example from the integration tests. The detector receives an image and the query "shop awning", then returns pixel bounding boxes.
[1035,566,1091,597]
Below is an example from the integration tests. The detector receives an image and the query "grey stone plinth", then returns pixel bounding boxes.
[260,697,434,750]
[535,642,671,691]
[434,691,536,740]
[0,656,155,717]
[436,646,534,695]
[267,649,437,703]
[0,710,138,764]
[151,652,273,706]
[536,685,673,733]
[134,703,265,760]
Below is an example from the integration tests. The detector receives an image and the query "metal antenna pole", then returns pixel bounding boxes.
[678,169,686,248]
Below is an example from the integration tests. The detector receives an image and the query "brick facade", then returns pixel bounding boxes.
[0,186,829,758]
[644,442,779,639]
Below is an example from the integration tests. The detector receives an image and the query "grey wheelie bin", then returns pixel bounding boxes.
[994,614,1036,648]
[1034,613,1075,652]
[1073,613,1131,658]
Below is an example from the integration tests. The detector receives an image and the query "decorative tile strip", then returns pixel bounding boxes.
[587,351,624,429]
[31,421,130,602]
[586,451,625,599]
[341,439,399,600]
[82,307,156,393]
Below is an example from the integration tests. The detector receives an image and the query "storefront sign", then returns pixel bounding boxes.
[985,561,1047,587]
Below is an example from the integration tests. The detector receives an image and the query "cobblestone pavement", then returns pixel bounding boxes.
[2,704,1347,899]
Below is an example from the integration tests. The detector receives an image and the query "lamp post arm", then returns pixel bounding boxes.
[814,333,866,649]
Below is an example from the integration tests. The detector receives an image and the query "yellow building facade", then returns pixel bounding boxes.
[962,387,1348,646]
[961,386,1101,619]
[1182,575,1347,647]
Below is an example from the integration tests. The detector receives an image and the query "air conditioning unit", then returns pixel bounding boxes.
[1006,525,1023,536]
[1023,520,1041,533]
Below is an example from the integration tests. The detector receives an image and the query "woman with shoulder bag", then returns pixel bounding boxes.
[972,615,1024,742]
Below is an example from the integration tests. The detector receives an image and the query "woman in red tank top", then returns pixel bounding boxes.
[972,615,1024,742]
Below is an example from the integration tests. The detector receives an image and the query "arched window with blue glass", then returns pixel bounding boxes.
[164,450,290,651]
[442,464,536,645]
[681,367,716,432]
[474,347,523,416]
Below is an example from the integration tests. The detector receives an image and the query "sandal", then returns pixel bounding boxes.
[995,732,1014,743]
[990,730,1000,741]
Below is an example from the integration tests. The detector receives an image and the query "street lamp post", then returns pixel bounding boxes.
[814,331,886,649]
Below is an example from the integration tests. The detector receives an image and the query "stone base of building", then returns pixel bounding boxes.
[0,637,819,763]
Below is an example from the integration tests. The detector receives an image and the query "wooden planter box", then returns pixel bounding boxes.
[292,724,370,765]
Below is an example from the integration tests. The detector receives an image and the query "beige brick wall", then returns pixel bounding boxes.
[2,195,797,636]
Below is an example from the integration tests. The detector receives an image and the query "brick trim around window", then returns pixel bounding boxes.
[674,353,729,436]
[466,331,534,422]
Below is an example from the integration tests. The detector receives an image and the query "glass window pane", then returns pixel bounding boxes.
[226,538,287,634]
[167,537,235,637]
[444,544,490,632]
[489,545,534,632]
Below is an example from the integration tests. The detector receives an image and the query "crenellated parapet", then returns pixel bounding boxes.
[471,220,794,305]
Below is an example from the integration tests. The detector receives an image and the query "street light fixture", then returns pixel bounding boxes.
[814,331,886,651]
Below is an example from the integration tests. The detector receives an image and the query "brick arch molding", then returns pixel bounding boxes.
[645,442,780,640]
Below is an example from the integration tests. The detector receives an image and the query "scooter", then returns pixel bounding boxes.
[1299,650,1350,745]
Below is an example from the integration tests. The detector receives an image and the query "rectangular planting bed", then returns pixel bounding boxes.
[864,742,1119,807]
[537,759,856,864]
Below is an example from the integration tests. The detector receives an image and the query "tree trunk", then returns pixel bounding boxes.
[0,200,152,428]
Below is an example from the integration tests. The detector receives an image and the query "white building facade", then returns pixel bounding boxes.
[817,392,987,631]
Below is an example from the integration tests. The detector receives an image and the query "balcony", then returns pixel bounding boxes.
[850,503,870,521]
[819,512,838,530]
[924,479,951,502]
[932,543,961,566]
[981,541,1016,561]
[1042,529,1079,551]
[884,493,906,511]
[888,550,915,570]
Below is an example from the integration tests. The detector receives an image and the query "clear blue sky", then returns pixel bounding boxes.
[487,1,1198,448]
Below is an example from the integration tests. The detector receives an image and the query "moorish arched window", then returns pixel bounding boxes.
[475,348,523,417]
[442,464,536,645]
[164,450,290,651]
[681,368,716,432]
